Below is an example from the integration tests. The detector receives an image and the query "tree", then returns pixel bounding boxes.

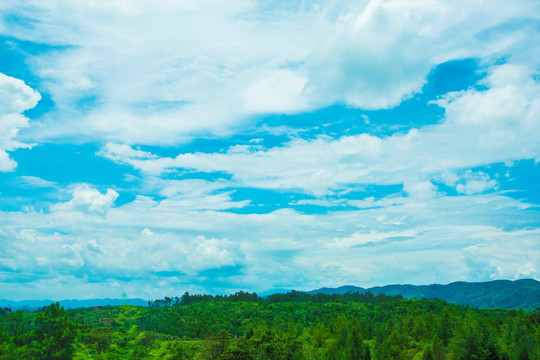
[6,310,26,347]
[448,313,485,360]
[431,335,445,360]
[348,325,363,360]
[517,346,530,360]
[377,330,406,360]
[436,307,453,346]
[422,345,435,360]
[31,302,77,360]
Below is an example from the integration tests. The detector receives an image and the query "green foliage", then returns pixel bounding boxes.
[0,292,538,359]
[29,303,76,359]
[0,302,77,360]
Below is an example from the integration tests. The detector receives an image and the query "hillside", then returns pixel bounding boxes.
[2,291,538,359]
[308,278,540,311]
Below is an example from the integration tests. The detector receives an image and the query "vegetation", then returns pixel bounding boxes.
[0,291,538,359]
[309,279,540,311]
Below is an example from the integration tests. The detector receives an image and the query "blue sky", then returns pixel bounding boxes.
[0,0,539,301]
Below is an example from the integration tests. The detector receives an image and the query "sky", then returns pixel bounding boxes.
[0,0,539,301]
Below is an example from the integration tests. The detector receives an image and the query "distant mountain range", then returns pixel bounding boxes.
[2,279,538,311]
[0,298,148,311]
[308,278,540,311]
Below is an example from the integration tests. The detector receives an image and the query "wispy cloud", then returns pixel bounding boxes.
[2,0,537,144]
[99,64,540,196]
[17,176,56,188]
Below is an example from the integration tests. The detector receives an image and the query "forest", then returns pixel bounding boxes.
[0,291,538,359]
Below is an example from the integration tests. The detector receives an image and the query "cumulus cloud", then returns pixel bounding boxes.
[455,171,498,195]
[187,236,238,272]
[1,177,538,299]
[438,171,460,187]
[434,64,540,155]
[306,0,539,109]
[515,263,537,279]
[461,245,502,281]
[404,180,437,199]
[52,185,119,216]
[306,0,434,109]
[0,73,41,171]
[0,221,246,298]
[141,228,154,236]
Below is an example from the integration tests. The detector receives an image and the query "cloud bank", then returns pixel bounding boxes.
[0,0,539,300]
[1,0,537,144]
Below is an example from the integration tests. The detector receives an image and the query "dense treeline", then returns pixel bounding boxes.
[0,291,538,359]
[148,290,260,307]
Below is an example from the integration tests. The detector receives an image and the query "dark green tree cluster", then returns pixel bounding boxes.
[149,291,260,307]
[0,302,76,359]
[138,292,539,359]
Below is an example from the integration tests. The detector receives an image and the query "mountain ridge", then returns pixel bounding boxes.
[2,279,538,311]
[308,278,540,311]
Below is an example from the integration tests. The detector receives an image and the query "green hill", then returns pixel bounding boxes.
[308,278,540,311]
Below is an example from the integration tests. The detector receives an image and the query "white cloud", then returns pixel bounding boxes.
[1,180,538,299]
[404,180,437,199]
[1,1,538,144]
[455,171,497,195]
[515,263,537,279]
[0,74,40,114]
[435,65,540,139]
[1,0,540,299]
[156,178,226,199]
[328,229,418,249]
[97,143,157,163]
[302,0,535,110]
[292,198,348,207]
[133,177,250,211]
[243,69,308,114]
[305,0,433,109]
[0,151,16,172]
[0,220,247,298]
[188,236,238,272]
[96,58,540,197]
[60,243,84,266]
[1,0,315,144]
[52,185,119,216]
[17,176,57,188]
[438,171,460,186]
[141,228,154,236]
[100,134,389,195]
[461,245,502,281]
[0,73,41,171]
